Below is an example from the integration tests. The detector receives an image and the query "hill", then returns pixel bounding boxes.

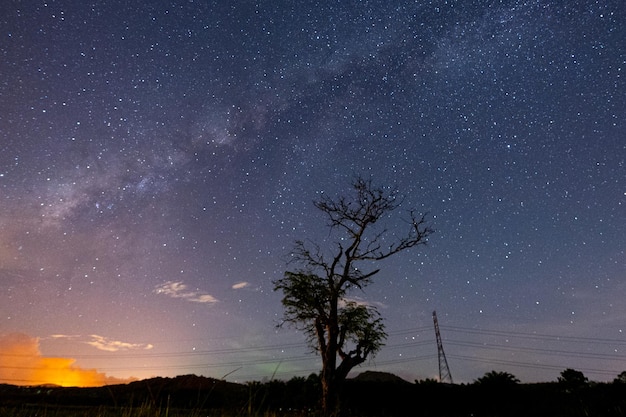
[351,370,410,384]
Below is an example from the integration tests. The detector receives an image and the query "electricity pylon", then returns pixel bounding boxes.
[432,310,453,384]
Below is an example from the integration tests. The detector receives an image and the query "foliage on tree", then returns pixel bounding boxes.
[474,370,520,386]
[558,368,588,389]
[273,176,433,416]
[415,377,441,386]
[246,374,320,413]
[614,371,626,384]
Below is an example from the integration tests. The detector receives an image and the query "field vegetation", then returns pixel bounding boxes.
[3,370,626,417]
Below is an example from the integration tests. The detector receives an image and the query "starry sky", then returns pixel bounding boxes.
[1,0,625,386]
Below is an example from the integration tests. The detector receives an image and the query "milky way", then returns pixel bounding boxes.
[1,0,625,384]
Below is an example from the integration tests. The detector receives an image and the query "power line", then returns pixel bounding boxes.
[445,339,626,361]
[440,325,626,346]
[0,341,311,359]
[3,324,625,383]
[447,353,620,378]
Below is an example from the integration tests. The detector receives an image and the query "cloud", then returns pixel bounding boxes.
[191,294,219,303]
[154,280,218,304]
[340,296,388,309]
[232,282,250,290]
[86,335,154,352]
[49,334,81,340]
[0,333,135,387]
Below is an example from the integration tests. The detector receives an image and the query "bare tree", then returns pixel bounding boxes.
[274,176,433,416]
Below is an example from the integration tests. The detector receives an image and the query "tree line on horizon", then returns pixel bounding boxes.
[4,368,626,417]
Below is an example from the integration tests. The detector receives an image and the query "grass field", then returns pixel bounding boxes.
[0,402,311,417]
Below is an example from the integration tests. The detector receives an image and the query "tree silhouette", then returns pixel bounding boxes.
[274,176,433,416]
[558,368,588,390]
[614,371,626,384]
[474,370,520,386]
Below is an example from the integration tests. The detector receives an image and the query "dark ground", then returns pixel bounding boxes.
[2,372,626,417]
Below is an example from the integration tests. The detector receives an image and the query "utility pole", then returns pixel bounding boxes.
[432,311,453,384]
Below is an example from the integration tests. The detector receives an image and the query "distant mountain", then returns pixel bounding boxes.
[350,371,410,384]
[125,374,242,391]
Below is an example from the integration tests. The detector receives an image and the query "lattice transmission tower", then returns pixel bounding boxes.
[432,310,453,384]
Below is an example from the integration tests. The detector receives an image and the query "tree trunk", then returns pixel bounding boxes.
[321,291,341,416]
[321,366,340,417]
[321,336,339,416]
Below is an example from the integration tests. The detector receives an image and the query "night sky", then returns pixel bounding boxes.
[1,0,625,386]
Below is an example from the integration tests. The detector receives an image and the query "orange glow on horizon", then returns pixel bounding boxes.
[31,357,114,387]
[0,333,134,387]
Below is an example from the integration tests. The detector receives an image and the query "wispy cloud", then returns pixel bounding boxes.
[340,296,387,309]
[47,334,153,352]
[232,282,250,290]
[49,334,81,340]
[86,335,154,352]
[154,280,218,304]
